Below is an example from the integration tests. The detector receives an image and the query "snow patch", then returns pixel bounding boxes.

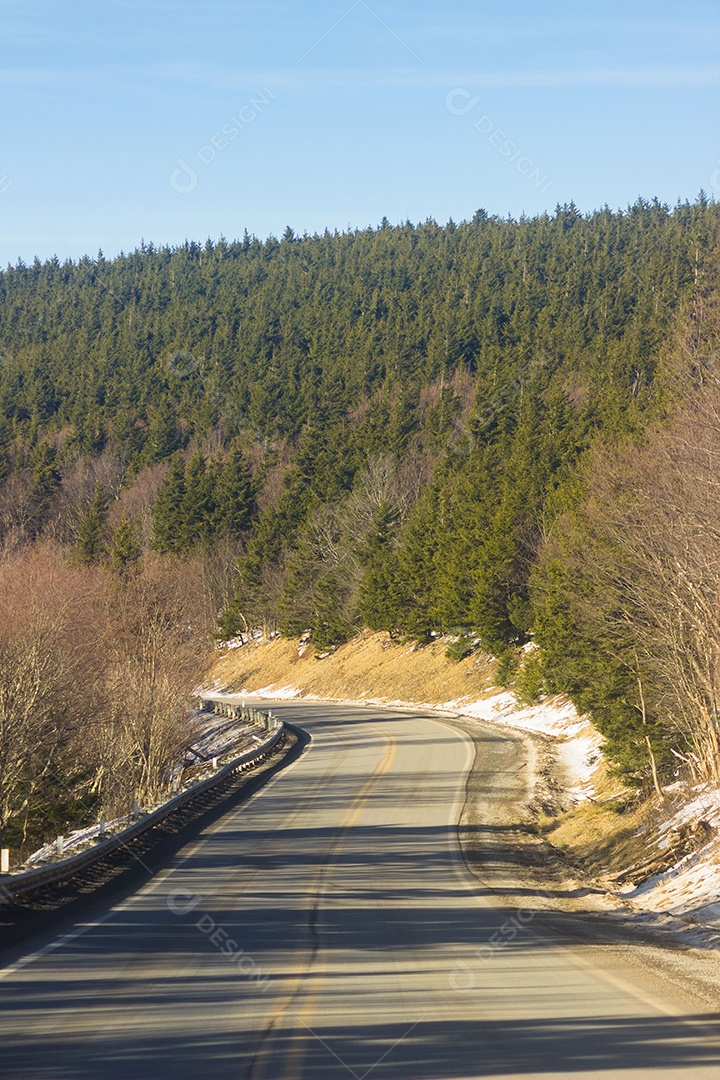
[243,684,302,700]
[620,784,720,926]
[444,691,603,799]
[446,691,584,737]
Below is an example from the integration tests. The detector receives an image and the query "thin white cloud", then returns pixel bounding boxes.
[151,64,720,91]
[1,62,718,92]
[448,67,720,88]
[0,68,81,87]
[422,18,720,42]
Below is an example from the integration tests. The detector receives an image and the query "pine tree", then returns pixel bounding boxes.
[75,483,108,564]
[145,400,182,464]
[216,446,254,536]
[312,566,357,650]
[110,515,142,577]
[152,453,187,553]
[181,452,216,547]
[357,503,399,631]
[31,442,61,502]
[393,487,443,640]
[30,442,62,529]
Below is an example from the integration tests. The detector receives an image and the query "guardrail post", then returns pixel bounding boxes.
[57,836,64,856]
[0,849,9,874]
[99,818,106,837]
[212,757,218,771]
[133,801,139,819]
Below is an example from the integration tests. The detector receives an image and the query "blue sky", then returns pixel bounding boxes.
[2,0,719,263]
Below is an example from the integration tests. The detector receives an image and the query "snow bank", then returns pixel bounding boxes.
[623,784,720,926]
[190,713,263,760]
[250,684,302,700]
[445,690,584,737]
[445,691,603,799]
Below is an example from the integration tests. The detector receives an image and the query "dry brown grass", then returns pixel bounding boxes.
[212,629,498,707]
[540,761,664,880]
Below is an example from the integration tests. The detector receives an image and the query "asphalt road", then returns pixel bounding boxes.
[1,700,719,1079]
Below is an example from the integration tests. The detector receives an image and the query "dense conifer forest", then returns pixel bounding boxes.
[2,197,720,847]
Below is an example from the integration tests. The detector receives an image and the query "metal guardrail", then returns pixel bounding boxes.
[199,698,280,732]
[0,702,283,904]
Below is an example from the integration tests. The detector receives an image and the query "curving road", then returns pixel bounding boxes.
[1,701,720,1079]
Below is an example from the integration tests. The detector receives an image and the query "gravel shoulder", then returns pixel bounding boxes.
[439,710,720,1013]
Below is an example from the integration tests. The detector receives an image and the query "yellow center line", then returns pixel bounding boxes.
[255,727,397,1080]
[282,731,397,1080]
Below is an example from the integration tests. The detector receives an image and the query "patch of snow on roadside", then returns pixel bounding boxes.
[629,850,720,926]
[194,677,223,697]
[191,713,262,759]
[242,684,302,700]
[222,636,246,650]
[656,785,720,837]
[446,691,603,799]
[624,784,720,924]
[555,729,604,800]
[447,691,583,737]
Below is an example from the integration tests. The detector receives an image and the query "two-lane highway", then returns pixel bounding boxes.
[1,701,719,1079]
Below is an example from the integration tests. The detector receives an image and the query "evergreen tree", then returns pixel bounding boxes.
[75,483,108,564]
[30,442,62,529]
[31,442,61,502]
[145,400,182,464]
[181,452,216,547]
[312,566,358,650]
[393,486,443,640]
[216,446,254,535]
[152,453,187,553]
[110,515,142,577]
[357,503,399,631]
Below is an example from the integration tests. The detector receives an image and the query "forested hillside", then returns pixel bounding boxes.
[1,197,719,843]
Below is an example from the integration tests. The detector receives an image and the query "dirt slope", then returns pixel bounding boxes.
[211,630,498,706]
